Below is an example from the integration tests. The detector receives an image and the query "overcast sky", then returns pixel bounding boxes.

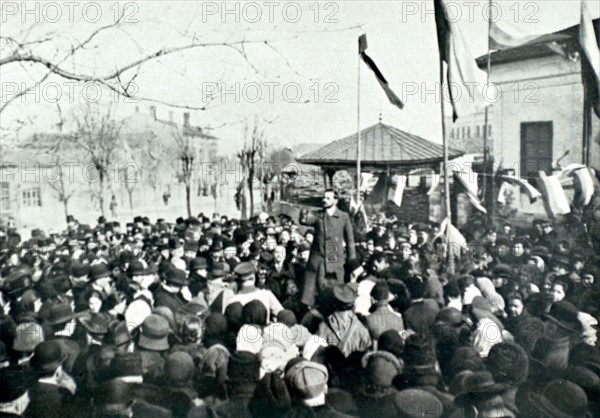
[1,1,597,154]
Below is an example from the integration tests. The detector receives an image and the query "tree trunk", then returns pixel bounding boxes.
[128,188,134,210]
[185,182,192,218]
[62,198,69,220]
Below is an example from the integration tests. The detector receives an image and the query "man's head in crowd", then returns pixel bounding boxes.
[322,189,338,209]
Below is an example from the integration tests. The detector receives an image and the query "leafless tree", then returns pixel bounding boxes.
[70,102,123,216]
[237,118,267,218]
[172,127,196,218]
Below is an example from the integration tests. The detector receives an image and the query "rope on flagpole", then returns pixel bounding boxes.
[357,37,362,205]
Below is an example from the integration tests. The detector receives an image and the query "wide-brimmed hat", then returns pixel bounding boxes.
[189,257,208,271]
[543,300,581,333]
[528,379,588,418]
[210,262,230,280]
[454,371,506,406]
[78,312,111,335]
[30,340,67,373]
[138,314,170,351]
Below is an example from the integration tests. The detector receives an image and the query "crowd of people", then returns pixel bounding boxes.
[0,189,599,418]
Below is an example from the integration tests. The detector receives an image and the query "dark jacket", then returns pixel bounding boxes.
[300,208,356,307]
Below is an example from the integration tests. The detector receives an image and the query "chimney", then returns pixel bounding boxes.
[150,106,156,120]
[169,111,174,123]
[183,112,190,128]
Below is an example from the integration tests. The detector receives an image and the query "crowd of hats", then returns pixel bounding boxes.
[0,209,599,418]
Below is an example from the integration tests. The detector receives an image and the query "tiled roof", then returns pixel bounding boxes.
[297,123,464,167]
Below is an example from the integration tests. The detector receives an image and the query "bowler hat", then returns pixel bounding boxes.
[30,340,67,373]
[126,260,146,277]
[189,257,208,271]
[45,303,74,326]
[528,379,588,418]
[70,261,89,278]
[210,262,230,279]
[89,264,111,281]
[164,268,188,286]
[138,314,170,351]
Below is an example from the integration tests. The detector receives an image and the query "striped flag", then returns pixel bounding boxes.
[388,175,406,207]
[358,34,404,110]
[580,0,600,118]
[499,175,542,203]
[435,0,488,121]
[538,171,571,218]
[558,164,595,206]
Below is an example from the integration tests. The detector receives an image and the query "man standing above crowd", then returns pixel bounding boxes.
[299,189,355,308]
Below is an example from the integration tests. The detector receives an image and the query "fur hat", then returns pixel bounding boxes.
[361,351,403,388]
[164,351,195,383]
[486,342,529,385]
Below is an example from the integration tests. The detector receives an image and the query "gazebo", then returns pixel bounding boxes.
[297,122,465,184]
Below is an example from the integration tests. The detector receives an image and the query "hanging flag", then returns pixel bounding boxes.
[499,175,542,203]
[388,175,406,207]
[435,217,467,260]
[435,0,488,121]
[358,34,404,110]
[454,172,486,213]
[538,171,571,218]
[580,0,600,118]
[557,164,595,206]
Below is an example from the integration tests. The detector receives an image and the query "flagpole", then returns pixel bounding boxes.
[440,59,453,271]
[483,0,493,225]
[357,42,362,205]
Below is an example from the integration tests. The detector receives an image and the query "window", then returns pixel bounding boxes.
[476,125,481,137]
[467,127,471,138]
[450,129,455,140]
[22,187,42,207]
[1,182,9,212]
[461,127,465,139]
[521,122,553,179]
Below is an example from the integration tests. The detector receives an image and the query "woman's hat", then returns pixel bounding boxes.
[138,314,170,351]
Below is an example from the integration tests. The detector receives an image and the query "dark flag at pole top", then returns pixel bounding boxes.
[358,34,404,110]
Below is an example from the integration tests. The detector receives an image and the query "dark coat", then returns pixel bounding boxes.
[300,208,356,307]
[153,286,186,313]
[25,381,74,418]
